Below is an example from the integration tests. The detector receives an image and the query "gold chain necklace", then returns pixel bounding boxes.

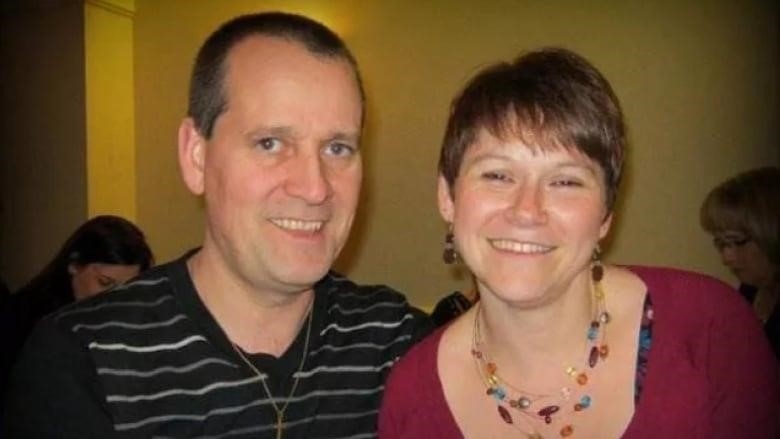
[231,303,314,439]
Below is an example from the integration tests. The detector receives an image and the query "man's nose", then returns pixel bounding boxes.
[285,151,332,204]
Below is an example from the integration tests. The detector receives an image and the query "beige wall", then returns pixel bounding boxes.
[133,0,778,309]
[0,0,87,290]
[85,0,137,219]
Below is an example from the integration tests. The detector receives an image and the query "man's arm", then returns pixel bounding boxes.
[3,317,116,438]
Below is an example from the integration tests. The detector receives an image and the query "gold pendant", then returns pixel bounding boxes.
[275,415,283,439]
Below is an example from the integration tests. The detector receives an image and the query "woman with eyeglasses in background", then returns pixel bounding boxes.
[701,166,780,359]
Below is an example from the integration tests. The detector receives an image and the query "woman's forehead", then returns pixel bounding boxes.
[466,127,596,165]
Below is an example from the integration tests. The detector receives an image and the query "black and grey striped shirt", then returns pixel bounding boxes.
[4,254,432,438]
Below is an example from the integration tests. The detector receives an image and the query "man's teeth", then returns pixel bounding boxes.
[271,219,324,232]
[490,240,553,254]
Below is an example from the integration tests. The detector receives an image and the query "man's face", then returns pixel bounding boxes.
[180,36,363,298]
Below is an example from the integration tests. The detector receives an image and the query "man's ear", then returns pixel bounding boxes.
[178,118,206,196]
[437,175,455,223]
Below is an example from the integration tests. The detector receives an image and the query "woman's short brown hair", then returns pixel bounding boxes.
[438,47,626,212]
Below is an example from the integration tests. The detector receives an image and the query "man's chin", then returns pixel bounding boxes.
[275,264,332,289]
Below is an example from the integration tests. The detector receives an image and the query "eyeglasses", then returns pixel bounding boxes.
[712,236,752,251]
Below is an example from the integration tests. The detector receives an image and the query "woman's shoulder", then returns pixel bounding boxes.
[389,325,446,381]
[626,265,736,300]
[623,265,749,323]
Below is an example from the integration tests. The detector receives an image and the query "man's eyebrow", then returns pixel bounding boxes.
[246,125,295,138]
[329,131,360,143]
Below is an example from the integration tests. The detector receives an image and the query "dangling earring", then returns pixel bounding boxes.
[590,245,611,326]
[591,245,604,282]
[442,225,459,264]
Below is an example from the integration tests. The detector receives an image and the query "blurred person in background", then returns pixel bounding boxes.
[701,166,780,359]
[0,214,154,411]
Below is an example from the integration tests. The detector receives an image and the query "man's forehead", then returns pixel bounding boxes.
[224,34,352,80]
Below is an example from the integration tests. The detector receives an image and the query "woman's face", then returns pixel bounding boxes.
[438,129,611,306]
[69,262,141,300]
[713,231,775,289]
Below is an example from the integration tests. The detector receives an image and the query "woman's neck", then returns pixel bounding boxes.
[476,271,596,381]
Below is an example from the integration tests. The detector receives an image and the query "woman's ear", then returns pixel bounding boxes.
[437,175,455,223]
[599,212,613,239]
[178,118,206,195]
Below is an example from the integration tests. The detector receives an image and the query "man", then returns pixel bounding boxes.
[4,12,431,438]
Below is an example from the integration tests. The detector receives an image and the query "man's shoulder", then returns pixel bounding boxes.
[323,271,409,299]
[318,272,433,346]
[321,272,427,319]
[50,262,179,334]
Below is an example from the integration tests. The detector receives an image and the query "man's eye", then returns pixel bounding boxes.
[324,142,356,157]
[98,277,116,288]
[256,137,281,152]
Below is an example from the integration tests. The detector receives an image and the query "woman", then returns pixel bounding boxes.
[1,215,154,404]
[701,167,780,359]
[379,49,778,438]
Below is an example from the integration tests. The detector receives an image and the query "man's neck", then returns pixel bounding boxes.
[187,248,315,357]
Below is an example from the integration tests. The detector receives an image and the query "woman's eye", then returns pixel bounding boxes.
[256,137,281,152]
[482,171,509,181]
[324,142,356,157]
[551,178,583,187]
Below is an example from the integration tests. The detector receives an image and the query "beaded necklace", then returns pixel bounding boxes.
[470,261,610,438]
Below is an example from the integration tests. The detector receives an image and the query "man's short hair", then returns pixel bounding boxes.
[188,11,365,139]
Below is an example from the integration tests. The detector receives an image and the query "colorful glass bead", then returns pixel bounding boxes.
[565,366,577,376]
[599,344,610,358]
[587,326,598,341]
[574,403,583,411]
[498,405,513,424]
[560,424,574,437]
[471,348,482,359]
[599,311,611,324]
[560,387,572,398]
[528,433,543,439]
[576,372,588,385]
[591,263,604,281]
[537,405,560,417]
[487,362,497,374]
[588,346,599,367]
[517,396,532,409]
[579,395,592,408]
[491,387,507,401]
[545,415,552,424]
[487,374,498,386]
